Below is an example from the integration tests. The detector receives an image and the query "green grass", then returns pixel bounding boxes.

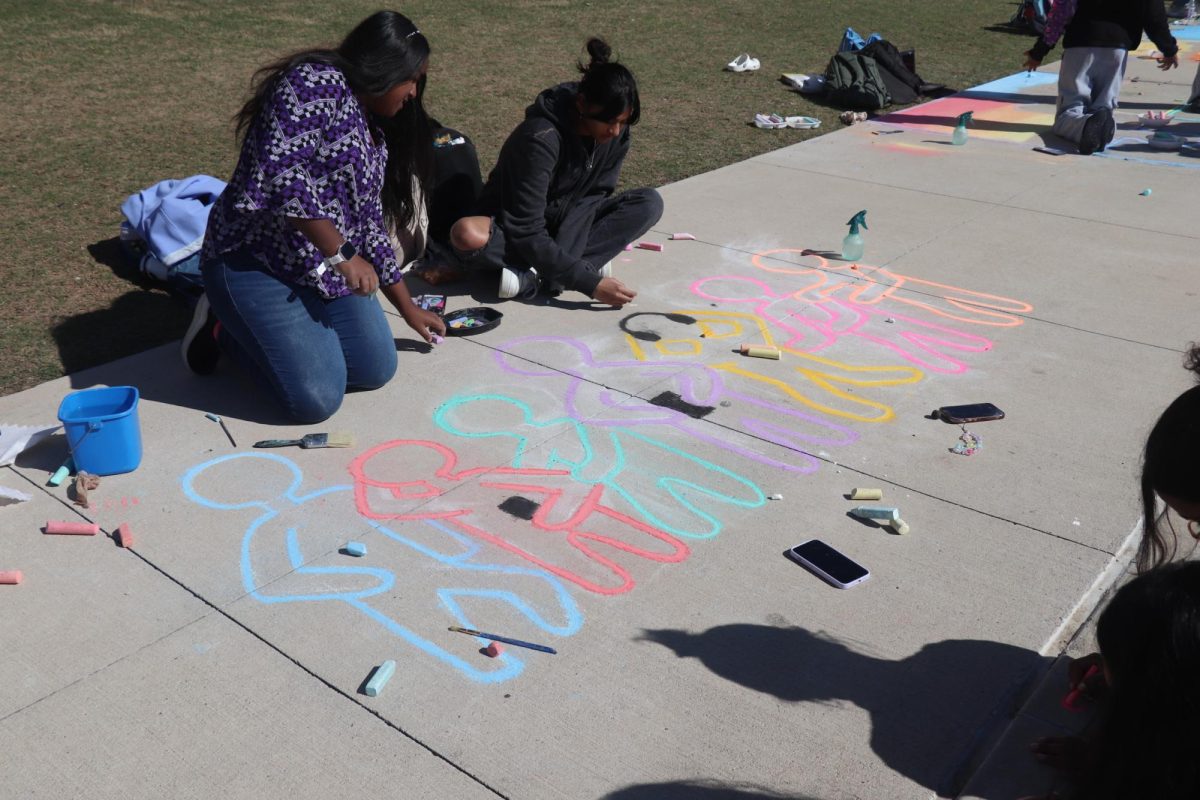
[0,0,1038,396]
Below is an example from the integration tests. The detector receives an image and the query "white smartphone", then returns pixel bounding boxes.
[786,540,871,589]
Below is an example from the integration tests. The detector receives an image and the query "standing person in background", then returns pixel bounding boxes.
[186,10,445,423]
[445,38,663,308]
[1022,0,1178,154]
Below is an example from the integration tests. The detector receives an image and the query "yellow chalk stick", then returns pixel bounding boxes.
[850,488,883,501]
[739,344,781,360]
[889,518,910,535]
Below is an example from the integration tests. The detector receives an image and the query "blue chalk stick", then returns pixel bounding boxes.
[48,458,73,487]
[344,541,367,557]
[850,505,900,522]
[204,412,221,422]
[364,660,396,696]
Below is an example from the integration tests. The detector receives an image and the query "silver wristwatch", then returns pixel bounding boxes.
[321,240,356,273]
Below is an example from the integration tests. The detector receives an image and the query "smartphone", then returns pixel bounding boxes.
[937,402,1005,424]
[786,540,871,589]
[414,294,446,316]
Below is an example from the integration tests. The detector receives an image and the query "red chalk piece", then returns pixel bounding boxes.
[44,520,99,536]
[484,641,504,658]
[0,570,22,585]
[635,242,663,252]
[115,523,133,548]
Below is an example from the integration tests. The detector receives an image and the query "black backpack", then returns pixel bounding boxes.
[859,40,924,106]
[824,51,891,110]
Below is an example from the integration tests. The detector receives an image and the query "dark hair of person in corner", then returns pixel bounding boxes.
[231,10,433,231]
[1137,343,1200,571]
[575,37,641,126]
[1074,561,1200,800]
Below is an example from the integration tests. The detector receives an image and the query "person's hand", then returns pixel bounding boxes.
[403,306,446,344]
[336,255,379,296]
[1159,53,1180,71]
[1067,652,1107,697]
[592,276,637,307]
[1023,51,1042,71]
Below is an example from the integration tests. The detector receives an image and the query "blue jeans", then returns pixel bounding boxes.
[201,250,397,423]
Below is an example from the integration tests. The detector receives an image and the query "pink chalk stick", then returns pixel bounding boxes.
[670,233,696,240]
[115,523,133,548]
[45,520,99,536]
[484,641,504,658]
[623,244,633,251]
[0,570,22,585]
[636,242,663,252]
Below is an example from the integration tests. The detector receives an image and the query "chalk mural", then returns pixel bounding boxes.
[181,246,1033,682]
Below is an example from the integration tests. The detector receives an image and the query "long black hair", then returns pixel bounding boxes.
[575,38,641,125]
[1074,562,1200,799]
[1137,343,1200,571]
[233,10,433,230]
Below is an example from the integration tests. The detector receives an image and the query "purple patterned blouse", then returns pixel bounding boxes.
[202,62,400,299]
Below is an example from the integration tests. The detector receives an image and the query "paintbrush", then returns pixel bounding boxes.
[447,626,557,654]
[252,432,354,449]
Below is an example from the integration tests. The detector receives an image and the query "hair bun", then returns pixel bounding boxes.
[585,37,611,68]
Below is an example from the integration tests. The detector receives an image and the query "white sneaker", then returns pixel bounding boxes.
[600,260,613,278]
[498,266,539,299]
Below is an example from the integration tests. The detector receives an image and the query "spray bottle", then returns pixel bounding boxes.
[952,111,973,146]
[842,210,868,262]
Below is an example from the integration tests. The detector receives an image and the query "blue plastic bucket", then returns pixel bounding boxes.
[57,386,143,476]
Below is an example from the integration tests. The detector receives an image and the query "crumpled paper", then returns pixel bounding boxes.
[0,423,61,467]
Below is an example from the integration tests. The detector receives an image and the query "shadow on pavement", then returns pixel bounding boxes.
[600,780,817,799]
[638,622,1049,799]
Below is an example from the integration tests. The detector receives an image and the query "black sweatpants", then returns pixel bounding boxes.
[456,187,664,295]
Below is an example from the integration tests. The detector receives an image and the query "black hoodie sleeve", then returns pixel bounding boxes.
[1144,0,1178,57]
[497,123,601,296]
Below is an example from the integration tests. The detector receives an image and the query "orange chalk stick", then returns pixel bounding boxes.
[0,570,22,585]
[45,520,99,535]
[115,523,133,548]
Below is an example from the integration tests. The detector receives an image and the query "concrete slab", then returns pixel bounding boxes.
[0,612,499,799]
[0,469,208,719]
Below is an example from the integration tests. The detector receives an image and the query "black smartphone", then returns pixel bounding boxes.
[936,402,1005,424]
[786,540,871,589]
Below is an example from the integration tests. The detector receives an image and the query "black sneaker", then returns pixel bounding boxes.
[1078,109,1110,155]
[181,294,220,375]
[1099,108,1116,151]
[498,266,540,300]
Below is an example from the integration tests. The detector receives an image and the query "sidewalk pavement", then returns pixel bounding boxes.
[3,32,1199,800]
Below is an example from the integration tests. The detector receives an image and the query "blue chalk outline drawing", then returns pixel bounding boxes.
[181,452,581,683]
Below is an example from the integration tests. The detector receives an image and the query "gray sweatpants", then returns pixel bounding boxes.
[1053,47,1128,144]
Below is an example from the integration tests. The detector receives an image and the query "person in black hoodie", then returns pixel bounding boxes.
[447,38,663,307]
[1022,0,1178,155]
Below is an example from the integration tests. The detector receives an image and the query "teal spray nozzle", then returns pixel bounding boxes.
[842,210,868,262]
[952,111,974,146]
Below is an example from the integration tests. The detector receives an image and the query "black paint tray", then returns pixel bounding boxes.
[443,306,503,336]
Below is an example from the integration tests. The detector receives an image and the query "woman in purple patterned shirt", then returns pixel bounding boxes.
[186,10,446,423]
